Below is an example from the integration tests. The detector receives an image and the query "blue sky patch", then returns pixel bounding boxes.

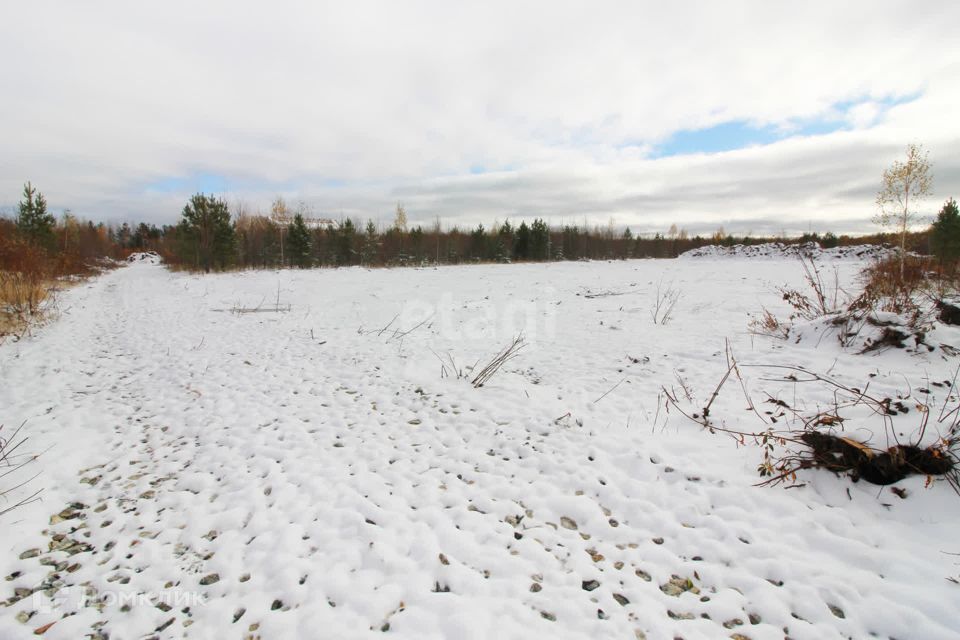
[145,172,230,195]
[143,172,348,196]
[651,93,919,158]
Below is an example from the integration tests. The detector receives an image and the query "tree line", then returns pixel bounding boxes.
[156,195,947,272]
[1,182,124,277]
[3,181,958,275]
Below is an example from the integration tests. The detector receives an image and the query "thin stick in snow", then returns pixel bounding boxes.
[471,335,526,388]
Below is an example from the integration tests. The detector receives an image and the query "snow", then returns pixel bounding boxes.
[1,257,959,639]
[125,251,161,264]
[680,241,895,261]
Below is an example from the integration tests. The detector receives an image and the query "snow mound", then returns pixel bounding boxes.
[680,241,894,260]
[126,251,161,264]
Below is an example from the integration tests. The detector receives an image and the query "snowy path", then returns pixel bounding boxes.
[1,260,959,639]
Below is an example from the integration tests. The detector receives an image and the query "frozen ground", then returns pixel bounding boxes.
[1,257,959,639]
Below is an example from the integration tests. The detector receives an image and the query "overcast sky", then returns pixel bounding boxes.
[1,1,958,234]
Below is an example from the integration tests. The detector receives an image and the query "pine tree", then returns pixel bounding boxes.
[562,225,579,260]
[530,218,549,260]
[336,219,356,265]
[361,220,380,265]
[930,198,960,265]
[469,224,487,261]
[409,225,424,262]
[622,227,633,258]
[287,214,312,268]
[178,193,235,272]
[16,182,56,249]
[514,221,531,260]
[496,221,514,262]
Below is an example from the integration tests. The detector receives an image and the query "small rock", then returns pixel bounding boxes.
[19,549,41,560]
[613,593,629,606]
[828,604,845,619]
[271,599,283,610]
[748,613,761,625]
[199,573,220,586]
[560,516,578,530]
[660,575,698,597]
[530,583,542,593]
[233,607,245,623]
[582,579,600,591]
[540,611,556,621]
[667,610,695,620]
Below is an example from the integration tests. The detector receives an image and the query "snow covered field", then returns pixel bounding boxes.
[1,257,959,639]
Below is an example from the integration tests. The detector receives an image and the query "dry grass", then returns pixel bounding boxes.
[753,252,960,349]
[651,280,681,325]
[0,236,105,342]
[778,252,846,321]
[662,346,960,493]
[0,271,52,341]
[851,254,935,316]
[472,334,526,388]
[748,307,790,340]
[0,422,42,517]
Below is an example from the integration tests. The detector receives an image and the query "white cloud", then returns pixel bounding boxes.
[0,1,958,233]
[846,102,881,130]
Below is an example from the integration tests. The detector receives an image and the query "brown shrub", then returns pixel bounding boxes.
[748,307,790,339]
[0,237,52,338]
[777,252,846,321]
[851,254,934,318]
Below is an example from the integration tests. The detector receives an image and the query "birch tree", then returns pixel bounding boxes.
[875,143,932,278]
